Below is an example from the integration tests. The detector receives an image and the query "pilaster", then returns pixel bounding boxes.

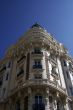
[45,88,50,110]
[28,87,32,110]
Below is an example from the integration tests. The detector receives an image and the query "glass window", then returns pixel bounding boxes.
[66,71,69,78]
[34,48,41,53]
[39,96,42,104]
[34,60,41,66]
[3,88,6,97]
[35,96,38,104]
[35,95,43,104]
[16,101,20,110]
[49,96,53,103]
[8,62,11,68]
[57,101,60,110]
[70,87,73,96]
[63,60,67,66]
[6,73,9,80]
[0,76,3,86]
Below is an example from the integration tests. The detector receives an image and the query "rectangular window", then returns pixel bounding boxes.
[3,88,6,97]
[24,96,28,110]
[26,53,30,80]
[35,96,42,104]
[52,66,58,75]
[66,71,69,78]
[70,87,73,95]
[34,48,41,54]
[33,60,42,69]
[6,73,9,80]
[63,60,67,66]
[0,76,3,86]
[7,62,11,68]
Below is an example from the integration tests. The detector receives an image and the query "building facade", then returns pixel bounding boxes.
[0,23,73,110]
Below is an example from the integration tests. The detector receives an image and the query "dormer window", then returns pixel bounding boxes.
[35,95,43,104]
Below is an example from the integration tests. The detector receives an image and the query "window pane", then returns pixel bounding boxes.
[39,96,42,104]
[35,96,38,104]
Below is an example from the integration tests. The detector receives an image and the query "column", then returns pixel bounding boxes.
[45,88,50,110]
[18,91,24,110]
[8,98,12,110]
[20,98,24,110]
[28,87,33,110]
[65,98,71,110]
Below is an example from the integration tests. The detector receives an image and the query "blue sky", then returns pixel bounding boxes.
[0,0,73,58]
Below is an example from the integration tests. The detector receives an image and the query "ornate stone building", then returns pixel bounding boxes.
[0,23,73,110]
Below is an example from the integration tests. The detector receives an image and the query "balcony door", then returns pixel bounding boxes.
[24,96,28,110]
[33,95,45,110]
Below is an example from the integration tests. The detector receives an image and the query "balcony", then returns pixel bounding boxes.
[9,79,66,96]
[33,103,45,110]
[32,65,43,72]
[31,51,43,57]
[32,51,43,54]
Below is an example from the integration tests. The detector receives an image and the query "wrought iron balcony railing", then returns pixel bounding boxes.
[9,79,66,96]
[33,65,42,69]
[32,51,43,55]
